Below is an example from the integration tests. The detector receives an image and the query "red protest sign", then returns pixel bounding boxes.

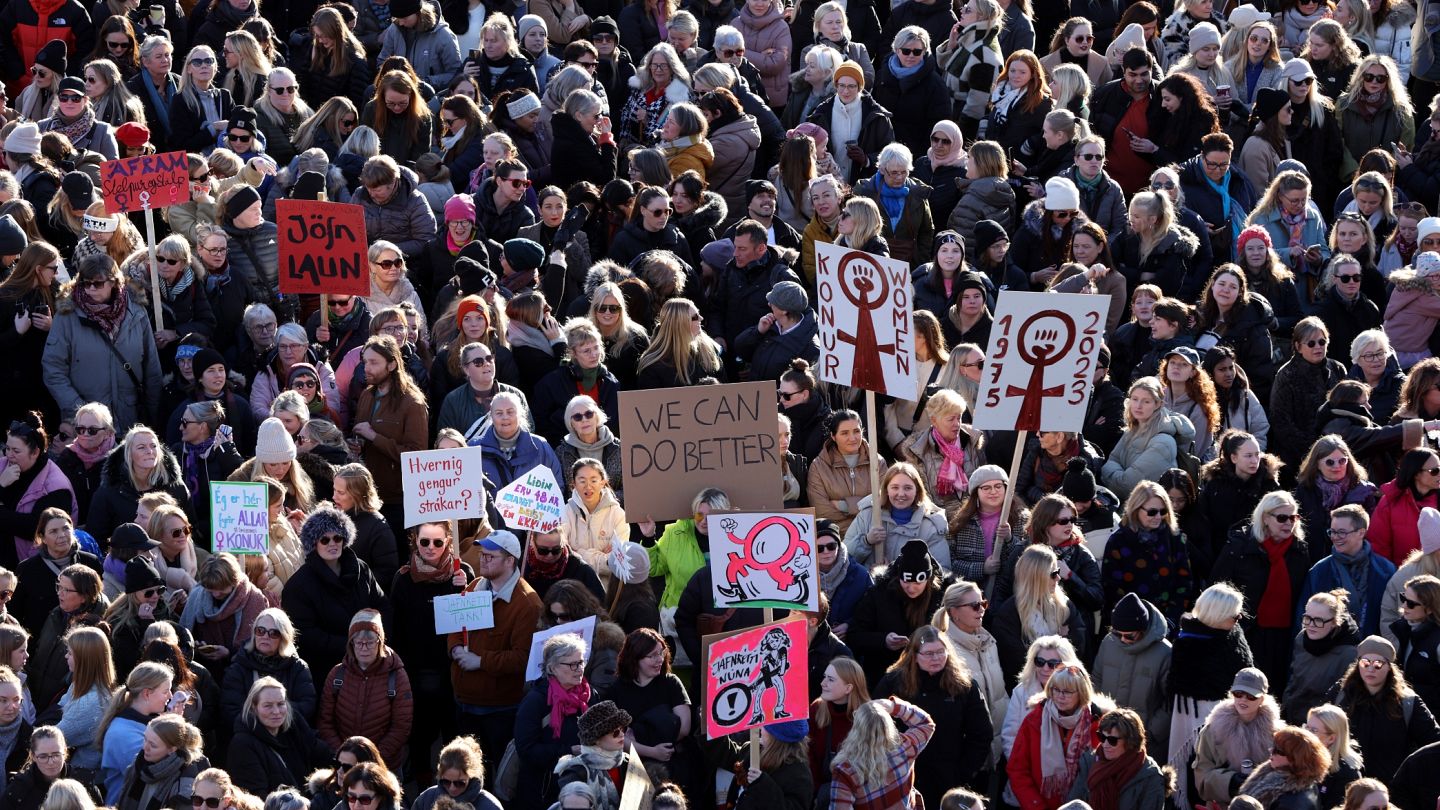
[276,199,370,297]
[101,151,189,215]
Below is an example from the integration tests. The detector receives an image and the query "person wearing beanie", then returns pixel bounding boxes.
[1092,594,1174,746]
[38,76,120,160]
[1015,434,1106,523]
[1010,176,1086,287]
[554,700,642,807]
[0,213,28,261]
[1237,86,1293,192]
[376,0,467,93]
[423,192,484,311]
[809,58,896,184]
[942,462,1021,589]
[715,715,815,810]
[432,294,526,438]
[107,556,175,674]
[314,608,413,764]
[1331,636,1436,784]
[847,539,947,684]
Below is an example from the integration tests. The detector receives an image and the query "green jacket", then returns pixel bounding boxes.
[649,519,707,609]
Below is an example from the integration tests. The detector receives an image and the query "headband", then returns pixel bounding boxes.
[506,93,541,120]
[175,345,201,362]
[83,214,118,233]
[225,186,262,221]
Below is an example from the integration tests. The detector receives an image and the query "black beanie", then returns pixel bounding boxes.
[192,347,227,377]
[455,256,495,294]
[973,219,1008,255]
[895,540,932,576]
[1111,593,1151,633]
[225,186,262,223]
[1061,456,1097,502]
[290,171,326,200]
[35,39,66,75]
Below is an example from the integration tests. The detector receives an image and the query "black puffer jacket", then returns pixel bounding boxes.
[1113,224,1201,298]
[1193,456,1282,571]
[219,646,318,723]
[607,221,693,267]
[1206,295,1278,395]
[86,442,191,545]
[226,713,333,798]
[672,191,727,258]
[870,55,951,154]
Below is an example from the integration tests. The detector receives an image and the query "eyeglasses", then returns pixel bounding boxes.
[375,258,405,269]
[960,360,984,369]
[555,659,585,670]
[270,85,297,95]
[57,92,83,103]
[1300,614,1335,627]
[534,545,564,557]
[930,135,951,145]
[55,584,77,595]
[192,798,223,808]
[1050,687,1077,696]
[1358,656,1390,669]
[720,48,745,57]
[1359,351,1388,362]
[917,648,947,658]
[201,245,228,255]
[353,639,378,649]
[1077,153,1105,162]
[1231,690,1258,700]
[645,207,670,217]
[504,177,531,189]
[1053,516,1075,525]
[1363,72,1388,84]
[227,133,253,143]
[1204,159,1231,172]
[467,355,494,367]
[254,626,282,639]
[817,542,838,552]
[1034,656,1063,669]
[1326,527,1358,539]
[437,778,468,790]
[318,534,345,546]
[1151,180,1177,190]
[1402,595,1425,609]
[346,795,377,807]
[899,47,924,56]
[81,279,110,289]
[1099,733,1124,746]
[596,304,623,314]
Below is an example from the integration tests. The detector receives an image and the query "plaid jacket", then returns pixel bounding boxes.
[829,699,936,810]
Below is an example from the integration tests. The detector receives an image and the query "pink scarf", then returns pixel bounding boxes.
[547,677,592,739]
[70,435,116,467]
[931,428,969,498]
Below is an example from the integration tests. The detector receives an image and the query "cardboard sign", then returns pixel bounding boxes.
[972,291,1109,433]
[401,446,486,528]
[494,465,564,532]
[710,512,817,611]
[814,241,916,398]
[101,151,189,215]
[209,482,269,555]
[524,616,598,680]
[619,382,783,522]
[433,590,494,633]
[704,620,808,739]
[276,200,370,297]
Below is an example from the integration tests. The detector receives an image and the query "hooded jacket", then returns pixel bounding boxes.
[1193,694,1281,803]
[706,114,762,213]
[1101,410,1197,494]
[733,2,790,105]
[1370,479,1440,564]
[1281,617,1361,724]
[317,635,414,765]
[1383,266,1440,353]
[1093,604,1173,749]
[708,247,801,349]
[0,0,94,93]
[842,494,949,570]
[226,712,332,798]
[806,441,874,534]
[353,166,439,259]
[378,15,463,90]
[42,286,164,433]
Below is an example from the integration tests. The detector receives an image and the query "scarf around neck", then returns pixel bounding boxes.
[558,746,623,806]
[526,541,570,580]
[75,285,130,338]
[875,173,909,230]
[49,105,96,146]
[1258,535,1295,627]
[1088,746,1145,810]
[547,677,592,739]
[886,53,924,81]
[1332,541,1373,628]
[565,425,615,459]
[128,751,186,810]
[404,545,459,584]
[71,434,116,467]
[1040,699,1092,798]
[819,541,852,595]
[931,428,969,498]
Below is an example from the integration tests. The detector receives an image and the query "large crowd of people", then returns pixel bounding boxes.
[3,0,1440,808]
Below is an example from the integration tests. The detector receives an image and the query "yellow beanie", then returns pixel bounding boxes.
[833,60,866,89]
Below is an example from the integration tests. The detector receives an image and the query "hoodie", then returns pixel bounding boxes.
[1092,603,1174,750]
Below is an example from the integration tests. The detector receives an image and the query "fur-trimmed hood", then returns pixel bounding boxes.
[1149,225,1201,259]
[1238,761,1317,805]
[627,73,693,106]
[1386,267,1440,293]
[582,262,631,302]
[1203,694,1281,770]
[674,190,727,233]
[99,439,184,492]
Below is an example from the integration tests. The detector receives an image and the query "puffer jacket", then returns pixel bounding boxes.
[733,2,790,106]
[1092,604,1173,749]
[222,219,279,304]
[316,642,413,765]
[806,442,875,534]
[560,487,627,580]
[0,0,94,93]
[1383,266,1440,354]
[1375,0,1416,83]
[219,646,318,722]
[377,16,462,90]
[1113,224,1200,298]
[293,44,372,112]
[948,176,1014,245]
[1281,619,1360,724]
[1268,353,1346,468]
[705,114,762,215]
[1209,295,1278,393]
[854,176,934,266]
[42,287,163,433]
[842,495,949,569]
[662,137,714,181]
[352,167,439,259]
[1100,409,1197,494]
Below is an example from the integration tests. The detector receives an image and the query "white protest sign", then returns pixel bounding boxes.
[709,512,817,611]
[401,446,486,528]
[210,482,268,554]
[814,241,916,398]
[972,291,1108,433]
[494,465,564,532]
[433,590,495,633]
[525,616,598,680]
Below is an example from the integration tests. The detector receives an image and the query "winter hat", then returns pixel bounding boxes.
[967,464,1008,494]
[700,238,735,269]
[895,540,934,578]
[115,122,150,149]
[125,557,165,593]
[1420,507,1440,554]
[480,529,522,558]
[590,16,619,38]
[1188,22,1221,52]
[1251,87,1289,123]
[1281,58,1316,82]
[786,121,829,152]
[1357,635,1396,663]
[816,519,842,544]
[287,362,320,388]
[1419,218,1440,246]
[954,270,988,297]
[3,123,40,155]
[1110,593,1151,633]
[193,347,227,378]
[1228,4,1269,33]
[57,75,85,96]
[577,701,632,745]
[1061,457,1097,502]
[299,505,357,555]
[455,295,486,332]
[607,540,651,585]
[1417,251,1440,278]
[62,171,96,211]
[833,60,866,89]
[505,92,542,119]
[389,0,421,17]
[445,193,476,223]
[228,106,260,136]
[0,215,28,256]
[517,14,548,44]
[35,39,67,76]
[1044,177,1080,211]
[289,171,326,201]
[455,256,496,294]
[224,185,262,223]
[1275,158,1307,177]
[766,719,809,743]
[766,280,808,313]
[1097,344,1111,369]
[1236,225,1272,255]
[1230,666,1269,696]
[255,417,297,464]
[349,610,385,646]
[503,238,545,273]
[933,230,964,253]
[973,219,1009,255]
[1106,24,1146,62]
[111,522,159,551]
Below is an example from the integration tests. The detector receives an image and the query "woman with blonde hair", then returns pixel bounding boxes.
[1102,481,1193,623]
[932,583,1006,766]
[990,544,1085,680]
[835,196,887,255]
[1283,589,1362,723]
[635,298,722,388]
[167,45,234,155]
[115,713,207,810]
[1305,704,1363,805]
[98,662,175,803]
[1008,663,1107,809]
[1166,582,1254,798]
[844,462,949,569]
[588,280,650,389]
[809,656,869,788]
[1337,54,1414,176]
[253,68,313,166]
[40,779,95,810]
[291,97,359,160]
[1225,20,1284,104]
[1101,376,1197,494]
[217,607,315,722]
[72,201,143,268]
[221,31,272,107]
[828,697,935,809]
[84,58,145,128]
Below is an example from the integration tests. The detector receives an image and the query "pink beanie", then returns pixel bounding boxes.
[445,193,476,223]
[1421,507,1440,555]
[786,122,829,152]
[1236,225,1272,255]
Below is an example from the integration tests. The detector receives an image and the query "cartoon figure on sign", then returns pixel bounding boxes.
[716,516,812,604]
[836,252,895,392]
[1004,310,1076,431]
[749,627,793,724]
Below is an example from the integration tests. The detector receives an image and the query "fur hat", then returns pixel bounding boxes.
[1357,635,1396,663]
[1188,22,1221,52]
[577,701,632,745]
[299,506,356,555]
[1061,457,1096,502]
[35,39,66,75]
[1110,593,1151,633]
[1044,177,1080,211]
[1421,507,1440,554]
[833,60,865,89]
[967,464,1008,494]
[255,417,296,464]
[125,557,165,593]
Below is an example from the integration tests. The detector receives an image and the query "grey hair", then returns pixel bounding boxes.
[892,25,930,52]
[692,487,731,514]
[565,394,608,427]
[546,65,594,110]
[139,35,173,61]
[0,171,19,199]
[301,419,345,449]
[563,318,603,351]
[878,142,913,171]
[713,25,745,51]
[563,88,603,117]
[806,44,843,75]
[1149,165,1185,208]
[275,322,308,348]
[669,10,699,36]
[242,303,277,327]
[542,633,588,678]
[491,391,531,430]
[75,401,115,430]
[1349,328,1391,363]
[185,400,226,431]
[556,782,596,807]
[368,239,403,264]
[263,788,310,810]
[270,390,309,421]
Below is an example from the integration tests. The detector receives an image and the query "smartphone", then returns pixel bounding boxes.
[33,304,49,316]
[149,5,164,24]
[469,49,482,62]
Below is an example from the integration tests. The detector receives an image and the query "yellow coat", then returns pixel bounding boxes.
[663,138,714,181]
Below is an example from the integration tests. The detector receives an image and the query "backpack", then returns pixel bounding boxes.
[330,662,398,701]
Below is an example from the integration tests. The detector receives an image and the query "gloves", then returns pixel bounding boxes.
[453,649,483,671]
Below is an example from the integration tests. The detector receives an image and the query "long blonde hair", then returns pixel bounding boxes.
[1014,545,1070,643]
[1308,703,1363,773]
[255,67,314,128]
[635,298,721,385]
[832,700,902,788]
[310,7,366,75]
[589,280,648,354]
[812,656,870,728]
[222,32,272,103]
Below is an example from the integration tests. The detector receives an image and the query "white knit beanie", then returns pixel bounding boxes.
[255,417,297,464]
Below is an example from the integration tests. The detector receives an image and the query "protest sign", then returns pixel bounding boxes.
[814,241,916,398]
[401,446,486,528]
[210,482,269,555]
[972,291,1108,433]
[495,465,564,532]
[704,619,808,739]
[620,382,782,522]
[710,512,817,611]
[524,616,598,680]
[433,590,494,633]
[101,151,189,215]
[276,200,370,297]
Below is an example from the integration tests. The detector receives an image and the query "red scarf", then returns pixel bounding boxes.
[526,541,570,580]
[1257,534,1294,627]
[1086,747,1145,810]
[401,545,459,584]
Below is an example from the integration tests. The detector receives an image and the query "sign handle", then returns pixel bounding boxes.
[449,518,461,573]
[749,606,775,772]
[142,198,162,330]
[993,430,1028,581]
[864,390,885,566]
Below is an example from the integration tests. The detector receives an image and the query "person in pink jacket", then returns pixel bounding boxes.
[1383,249,1440,368]
[1370,447,1440,564]
[733,0,791,108]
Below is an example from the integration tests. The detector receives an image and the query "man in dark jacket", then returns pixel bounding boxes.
[707,219,802,358]
[733,280,819,383]
[476,159,537,243]
[723,180,802,252]
[1088,47,1166,193]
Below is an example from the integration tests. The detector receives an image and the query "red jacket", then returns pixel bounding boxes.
[316,646,414,766]
[0,0,94,91]
[1369,480,1440,564]
[1006,700,1103,810]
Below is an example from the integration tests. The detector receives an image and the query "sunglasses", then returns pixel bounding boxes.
[227,133,253,143]
[328,298,353,307]
[1072,34,1094,42]
[957,599,988,611]
[107,39,130,49]
[346,795,376,807]
[1140,507,1165,517]
[817,542,838,552]
[1402,595,1425,609]
[416,536,450,549]
[535,545,564,557]
[1231,690,1258,700]
[318,534,345,546]
[1151,180,1176,190]
[375,258,405,269]
[1425,467,1440,476]
[1077,153,1104,162]
[74,425,107,436]
[437,778,468,790]
[571,411,598,422]
[81,279,110,289]
[169,526,190,539]
[292,379,318,390]
[1292,76,1315,85]
[1363,72,1388,83]
[270,85,297,94]
[930,134,951,145]
[1302,338,1328,348]
[190,56,216,66]
[1053,516,1075,525]
[1358,656,1390,668]
[57,93,83,103]
[1034,656,1063,669]
[899,47,924,56]
[1270,513,1297,523]
[720,48,745,57]
[254,626,282,639]
[192,798,223,809]
[467,355,494,367]
[138,586,164,598]
[1099,733,1124,746]
[1335,273,1361,283]
[504,178,532,189]
[341,118,358,127]
[1322,457,1348,467]
[158,256,184,266]
[1050,569,1062,579]
[597,304,623,314]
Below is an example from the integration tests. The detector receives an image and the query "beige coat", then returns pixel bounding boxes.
[806,441,875,534]
[560,488,630,590]
[1038,49,1111,88]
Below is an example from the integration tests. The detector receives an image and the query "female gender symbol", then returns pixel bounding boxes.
[1004,310,1077,430]
[836,252,895,392]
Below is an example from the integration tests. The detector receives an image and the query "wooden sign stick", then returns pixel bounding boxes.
[142,195,163,329]
[864,390,886,566]
[991,429,1029,587]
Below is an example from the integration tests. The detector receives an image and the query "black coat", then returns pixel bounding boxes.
[1392,740,1440,810]
[1212,523,1311,631]
[292,45,373,112]
[53,448,104,527]
[279,549,390,693]
[734,309,820,384]
[86,442,191,545]
[1178,154,1260,262]
[219,646,319,723]
[870,55,951,155]
[848,568,952,684]
[1329,681,1440,784]
[874,668,991,809]
[531,361,622,447]
[1312,287,1382,364]
[781,395,831,462]
[388,561,475,674]
[346,509,400,592]
[1167,615,1253,702]
[1194,460,1282,570]
[708,249,802,350]
[607,221,694,267]
[549,111,618,191]
[524,554,605,604]
[987,596,1086,686]
[227,713,333,798]
[167,87,234,154]
[1207,296,1278,395]
[1083,379,1126,457]
[880,0,956,56]
[11,549,101,636]
[1394,618,1440,722]
[806,93,895,186]
[0,765,96,810]
[1112,225,1201,299]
